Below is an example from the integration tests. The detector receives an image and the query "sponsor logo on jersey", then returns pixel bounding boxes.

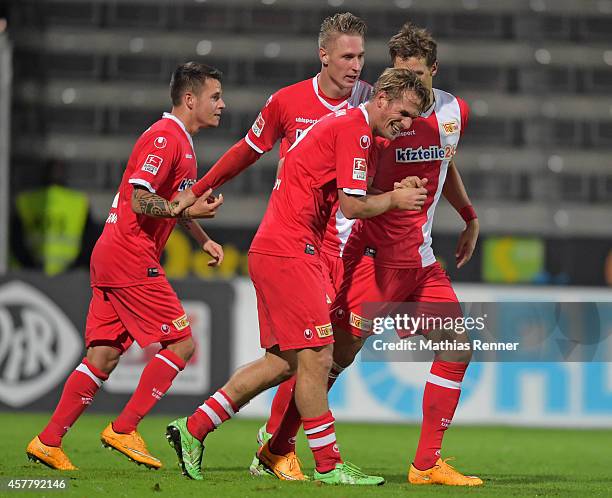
[360,135,371,149]
[352,158,367,181]
[178,178,196,191]
[251,113,265,137]
[172,314,190,331]
[154,136,167,149]
[315,323,333,338]
[0,281,81,407]
[441,120,459,135]
[161,324,170,334]
[304,329,313,340]
[185,153,193,159]
[350,312,373,332]
[105,212,118,224]
[295,117,317,124]
[399,129,416,137]
[395,145,456,163]
[142,154,163,175]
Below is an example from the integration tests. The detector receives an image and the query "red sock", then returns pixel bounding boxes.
[269,364,343,455]
[266,376,295,435]
[113,349,186,434]
[303,410,342,473]
[413,360,468,470]
[39,359,108,447]
[186,389,238,441]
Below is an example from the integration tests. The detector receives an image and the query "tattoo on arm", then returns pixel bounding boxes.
[133,187,192,218]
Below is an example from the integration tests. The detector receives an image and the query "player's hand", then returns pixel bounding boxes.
[390,186,428,211]
[186,192,224,219]
[203,239,224,266]
[170,187,198,217]
[456,218,479,268]
[394,176,428,189]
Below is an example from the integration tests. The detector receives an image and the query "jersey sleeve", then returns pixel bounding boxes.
[128,132,179,194]
[244,92,284,154]
[457,97,470,137]
[335,124,370,196]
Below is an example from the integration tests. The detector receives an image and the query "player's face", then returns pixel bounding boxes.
[375,91,422,140]
[394,56,437,92]
[320,34,365,92]
[193,78,225,129]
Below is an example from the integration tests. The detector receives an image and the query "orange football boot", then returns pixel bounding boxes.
[26,436,77,470]
[408,457,483,486]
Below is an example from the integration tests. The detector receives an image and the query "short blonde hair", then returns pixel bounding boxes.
[371,68,430,112]
[318,12,367,49]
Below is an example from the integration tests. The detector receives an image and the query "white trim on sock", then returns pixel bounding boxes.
[307,433,336,448]
[304,421,334,435]
[76,363,103,387]
[199,404,222,427]
[155,353,180,372]
[212,391,235,417]
[427,373,461,390]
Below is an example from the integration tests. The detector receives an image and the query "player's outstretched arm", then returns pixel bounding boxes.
[442,160,479,268]
[338,185,427,220]
[131,185,221,219]
[177,219,224,267]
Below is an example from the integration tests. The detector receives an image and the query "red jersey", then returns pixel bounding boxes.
[353,89,469,268]
[90,113,197,287]
[249,105,372,258]
[245,75,372,257]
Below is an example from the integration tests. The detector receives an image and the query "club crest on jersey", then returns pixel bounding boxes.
[172,314,190,331]
[441,120,459,135]
[142,154,163,175]
[315,323,333,338]
[359,135,371,149]
[395,145,456,163]
[350,312,373,332]
[178,178,196,191]
[251,113,265,137]
[352,157,367,181]
[154,136,167,149]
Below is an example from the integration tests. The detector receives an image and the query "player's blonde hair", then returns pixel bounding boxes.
[388,22,437,67]
[318,12,367,49]
[371,68,431,112]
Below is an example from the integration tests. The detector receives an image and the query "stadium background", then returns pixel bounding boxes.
[0,0,611,430]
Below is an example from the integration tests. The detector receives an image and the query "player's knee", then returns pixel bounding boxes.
[166,336,195,362]
[86,345,122,374]
[436,348,472,364]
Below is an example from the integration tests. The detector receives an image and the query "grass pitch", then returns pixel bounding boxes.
[2,412,610,497]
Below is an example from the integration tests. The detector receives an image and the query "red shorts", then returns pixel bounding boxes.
[321,251,344,305]
[85,280,192,352]
[331,254,458,338]
[249,252,334,351]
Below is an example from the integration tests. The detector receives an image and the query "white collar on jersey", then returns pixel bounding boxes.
[358,103,370,124]
[312,74,354,112]
[162,112,195,151]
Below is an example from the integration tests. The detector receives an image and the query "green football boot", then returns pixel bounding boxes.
[165,417,204,480]
[248,424,272,477]
[314,462,385,486]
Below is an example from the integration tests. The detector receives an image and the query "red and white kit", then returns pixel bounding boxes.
[246,76,372,300]
[87,113,197,350]
[249,105,372,350]
[332,89,470,336]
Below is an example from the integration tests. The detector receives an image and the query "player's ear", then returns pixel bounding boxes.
[319,47,329,67]
[184,91,195,110]
[430,61,439,77]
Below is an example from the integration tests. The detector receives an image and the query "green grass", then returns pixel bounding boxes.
[2,413,611,497]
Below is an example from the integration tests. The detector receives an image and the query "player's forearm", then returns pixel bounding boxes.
[131,187,191,219]
[443,160,472,211]
[192,139,262,196]
[177,218,210,246]
[339,191,394,220]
